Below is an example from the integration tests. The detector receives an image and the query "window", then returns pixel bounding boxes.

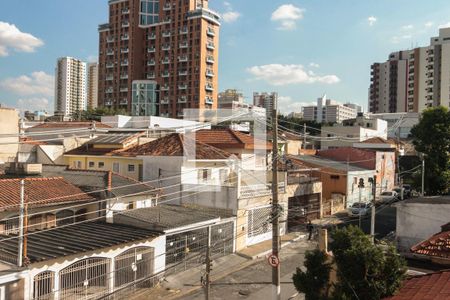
[73,161,82,169]
[128,164,135,172]
[330,175,340,180]
[113,162,120,173]
[98,162,105,168]
[88,161,95,168]
[127,202,134,209]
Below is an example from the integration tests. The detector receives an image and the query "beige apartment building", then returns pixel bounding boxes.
[98,0,220,118]
[87,62,99,109]
[0,107,19,163]
[369,27,450,113]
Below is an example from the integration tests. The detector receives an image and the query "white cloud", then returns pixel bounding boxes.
[87,55,98,63]
[438,22,450,29]
[425,21,434,28]
[391,34,412,44]
[222,11,241,23]
[401,24,414,30]
[309,62,320,68]
[0,71,54,96]
[17,97,50,112]
[0,21,43,57]
[247,64,340,86]
[278,96,315,114]
[367,16,377,26]
[271,4,305,31]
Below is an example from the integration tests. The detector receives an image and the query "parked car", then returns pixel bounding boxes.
[393,187,405,200]
[402,184,412,198]
[348,202,373,217]
[379,191,399,204]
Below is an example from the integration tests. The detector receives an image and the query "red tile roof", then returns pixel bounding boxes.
[411,228,450,260]
[117,133,234,160]
[194,129,272,150]
[0,177,95,211]
[384,271,450,300]
[31,122,111,129]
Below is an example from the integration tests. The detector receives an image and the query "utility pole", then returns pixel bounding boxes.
[17,179,25,267]
[303,124,307,150]
[271,97,281,300]
[204,225,211,300]
[358,178,364,230]
[421,157,425,197]
[370,175,377,244]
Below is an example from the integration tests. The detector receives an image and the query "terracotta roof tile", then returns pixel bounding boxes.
[0,177,95,211]
[117,133,234,160]
[411,229,450,260]
[31,122,111,129]
[384,271,450,300]
[194,129,272,150]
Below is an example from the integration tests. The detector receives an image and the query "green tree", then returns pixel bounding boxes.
[330,226,407,300]
[71,107,129,121]
[292,249,331,300]
[410,106,450,195]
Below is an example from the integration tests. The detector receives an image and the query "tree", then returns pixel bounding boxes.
[410,106,450,195]
[71,107,129,121]
[330,226,406,300]
[292,249,331,300]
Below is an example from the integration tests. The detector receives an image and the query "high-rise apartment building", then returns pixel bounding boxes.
[218,89,244,108]
[253,92,277,112]
[369,28,450,113]
[54,57,87,117]
[302,95,358,123]
[98,0,220,118]
[87,63,99,109]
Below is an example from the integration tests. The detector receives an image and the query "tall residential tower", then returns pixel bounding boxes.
[87,62,99,109]
[54,57,87,117]
[98,0,220,118]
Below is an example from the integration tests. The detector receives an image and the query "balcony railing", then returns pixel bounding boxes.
[205,84,214,91]
[163,3,171,11]
[147,73,155,79]
[121,48,129,53]
[122,21,130,28]
[106,75,114,81]
[106,36,115,43]
[107,49,114,55]
[161,85,170,91]
[162,31,171,38]
[206,42,215,50]
[206,70,214,77]
[120,87,128,92]
[162,44,171,51]
[178,55,188,62]
[179,70,188,76]
[161,17,171,24]
[161,71,170,78]
[160,97,170,104]
[178,84,188,90]
[122,8,129,14]
[121,35,129,41]
[179,27,188,34]
[206,56,215,64]
[207,28,215,37]
[148,33,156,40]
[178,96,187,103]
[106,88,113,94]
[106,63,114,68]
[161,58,170,64]
[148,47,156,53]
[205,97,213,104]
[147,60,155,66]
[179,41,189,48]
[120,74,128,80]
[120,60,129,66]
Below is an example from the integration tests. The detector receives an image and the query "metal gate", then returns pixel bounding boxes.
[287,194,320,230]
[33,271,54,300]
[59,257,109,300]
[247,206,272,246]
[114,247,154,289]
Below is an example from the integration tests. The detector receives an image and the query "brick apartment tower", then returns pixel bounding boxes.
[98,0,220,118]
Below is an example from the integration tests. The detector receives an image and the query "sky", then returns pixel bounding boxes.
[2,0,450,114]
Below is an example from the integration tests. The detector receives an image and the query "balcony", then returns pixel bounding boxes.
[106,87,113,94]
[106,63,114,68]
[119,99,128,105]
[147,59,155,66]
[207,28,215,37]
[107,49,114,55]
[120,60,129,66]
[121,48,129,54]
[160,97,170,104]
[106,36,114,43]
[206,56,215,64]
[122,8,129,14]
[177,111,185,117]
[122,21,130,28]
[161,57,170,64]
[120,74,128,80]
[206,70,214,77]
[205,84,214,91]
[162,31,171,38]
[106,75,114,81]
[179,27,188,34]
[161,17,171,24]
[148,33,156,40]
[148,47,156,53]
[179,41,188,48]
[161,71,170,78]
[178,55,188,62]
[147,72,155,79]
[121,35,129,41]
[179,70,188,76]
[163,3,171,11]
[162,44,171,51]
[178,96,187,103]
[105,101,112,106]
[205,96,213,105]
[120,87,129,92]
[206,42,215,50]
[161,85,170,91]
[178,84,188,90]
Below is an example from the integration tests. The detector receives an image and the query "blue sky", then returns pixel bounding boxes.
[1,0,450,114]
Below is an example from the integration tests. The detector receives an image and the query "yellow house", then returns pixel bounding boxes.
[64,133,145,181]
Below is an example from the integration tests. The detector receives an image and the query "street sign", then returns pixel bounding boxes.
[268,254,280,267]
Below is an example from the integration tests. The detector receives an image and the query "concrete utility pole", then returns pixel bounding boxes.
[421,157,425,197]
[358,178,364,229]
[204,225,211,300]
[303,124,307,150]
[17,179,25,267]
[271,97,281,300]
[370,175,377,244]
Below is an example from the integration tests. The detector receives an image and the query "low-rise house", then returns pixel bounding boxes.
[395,196,450,252]
[410,222,450,266]
[0,222,165,300]
[316,147,396,195]
[289,155,376,208]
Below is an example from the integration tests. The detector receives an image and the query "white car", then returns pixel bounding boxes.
[348,202,373,217]
[379,191,399,204]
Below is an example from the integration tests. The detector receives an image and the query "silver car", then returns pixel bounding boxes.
[348,202,373,217]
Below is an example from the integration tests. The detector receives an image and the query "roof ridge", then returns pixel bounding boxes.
[0,177,66,182]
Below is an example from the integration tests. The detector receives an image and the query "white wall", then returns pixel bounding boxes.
[346,170,376,207]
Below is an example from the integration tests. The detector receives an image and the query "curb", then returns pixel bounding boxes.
[237,234,307,260]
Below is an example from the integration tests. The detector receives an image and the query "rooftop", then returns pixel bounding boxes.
[194,129,272,150]
[0,177,95,212]
[86,132,142,146]
[288,155,372,172]
[0,222,161,264]
[399,196,450,205]
[411,224,450,261]
[30,122,111,129]
[383,271,450,300]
